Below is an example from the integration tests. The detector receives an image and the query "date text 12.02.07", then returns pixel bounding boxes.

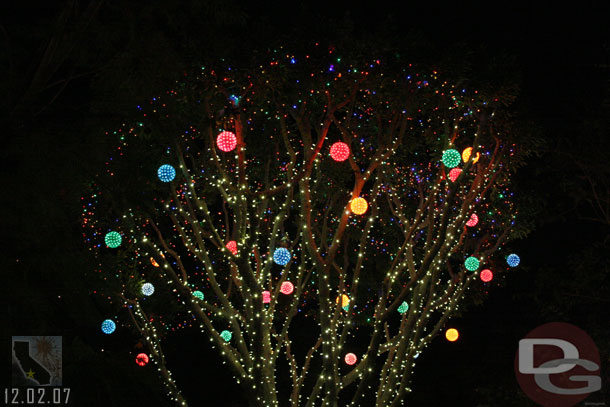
[3,388,70,405]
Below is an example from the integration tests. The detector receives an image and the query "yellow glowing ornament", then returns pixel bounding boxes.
[462,147,472,162]
[336,294,350,308]
[350,197,368,215]
[445,328,459,342]
[472,152,480,164]
[150,257,159,267]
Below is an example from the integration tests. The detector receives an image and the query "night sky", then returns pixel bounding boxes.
[2,1,609,406]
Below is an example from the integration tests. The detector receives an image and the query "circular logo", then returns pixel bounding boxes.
[514,322,601,407]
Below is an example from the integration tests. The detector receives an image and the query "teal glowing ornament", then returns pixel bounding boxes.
[507,254,520,267]
[193,290,204,300]
[442,149,461,168]
[141,283,154,296]
[101,319,116,334]
[104,231,122,248]
[273,248,291,266]
[157,164,176,182]
[398,301,409,314]
[220,330,232,342]
[464,256,480,271]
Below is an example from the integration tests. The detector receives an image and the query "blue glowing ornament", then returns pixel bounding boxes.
[507,254,520,267]
[464,256,480,271]
[157,164,176,182]
[105,231,122,248]
[101,319,116,334]
[398,301,409,314]
[141,283,154,296]
[193,290,204,300]
[220,330,232,342]
[273,248,291,266]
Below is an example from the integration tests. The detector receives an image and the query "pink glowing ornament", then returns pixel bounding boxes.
[135,353,149,366]
[480,269,493,282]
[448,168,462,182]
[345,353,357,365]
[330,142,350,162]
[466,213,479,227]
[280,281,294,295]
[216,131,237,152]
[226,240,237,255]
[262,290,271,304]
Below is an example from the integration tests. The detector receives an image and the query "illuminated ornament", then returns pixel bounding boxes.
[445,328,459,342]
[344,353,358,365]
[350,197,368,215]
[507,254,520,267]
[141,283,154,296]
[220,330,232,342]
[398,301,409,314]
[150,257,159,267]
[330,142,350,162]
[462,147,472,163]
[336,294,350,308]
[157,164,176,182]
[135,353,149,366]
[472,152,480,164]
[262,290,271,304]
[193,290,204,300]
[226,240,238,255]
[104,231,122,248]
[441,149,461,168]
[466,213,479,227]
[480,269,493,282]
[464,256,480,271]
[448,168,462,182]
[216,131,237,152]
[342,305,349,312]
[280,281,294,295]
[273,248,291,266]
[101,319,116,334]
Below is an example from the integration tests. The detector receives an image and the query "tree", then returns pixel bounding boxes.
[83,46,526,407]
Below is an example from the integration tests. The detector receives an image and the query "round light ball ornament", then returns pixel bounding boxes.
[330,142,350,162]
[345,353,358,365]
[273,248,291,266]
[157,164,176,182]
[350,197,368,215]
[480,269,493,282]
[280,281,294,295]
[445,328,459,342]
[135,353,149,366]
[507,254,520,267]
[216,131,237,152]
[101,319,116,334]
[105,231,122,248]
[442,149,461,168]
[464,256,480,271]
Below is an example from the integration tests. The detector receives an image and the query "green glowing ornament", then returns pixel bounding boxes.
[464,256,480,271]
[193,291,204,300]
[398,301,409,314]
[220,330,232,342]
[442,149,461,168]
[105,231,122,248]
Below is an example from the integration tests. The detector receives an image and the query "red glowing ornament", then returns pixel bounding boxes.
[280,281,294,295]
[480,269,493,282]
[135,353,149,366]
[226,240,238,255]
[345,353,357,365]
[262,290,271,304]
[448,168,462,182]
[216,131,237,152]
[330,142,350,162]
[466,213,478,227]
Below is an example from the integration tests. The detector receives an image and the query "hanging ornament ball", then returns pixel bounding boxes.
[462,147,473,163]
[330,142,350,162]
[344,353,358,365]
[193,290,204,300]
[466,213,479,227]
[216,131,237,152]
[448,168,462,182]
[273,247,291,266]
[104,231,122,248]
[157,164,176,182]
[472,152,481,164]
[150,257,159,267]
[101,319,116,334]
[398,301,409,314]
[220,330,232,342]
[336,294,350,308]
[507,254,520,267]
[226,240,238,255]
[280,281,294,295]
[445,328,459,342]
[135,353,149,366]
[262,290,271,304]
[464,256,480,271]
[141,283,155,296]
[442,149,461,168]
[480,269,493,283]
[350,197,368,215]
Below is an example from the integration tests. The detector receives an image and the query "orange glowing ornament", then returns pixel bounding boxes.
[350,197,368,215]
[336,294,350,308]
[150,257,159,267]
[445,328,459,342]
